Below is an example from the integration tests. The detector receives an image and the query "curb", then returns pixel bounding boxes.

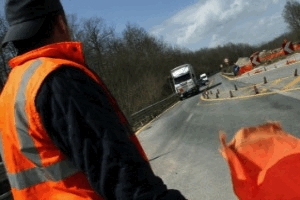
[221,74,237,80]
[200,87,300,102]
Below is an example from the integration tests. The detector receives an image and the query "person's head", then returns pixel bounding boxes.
[2,0,71,55]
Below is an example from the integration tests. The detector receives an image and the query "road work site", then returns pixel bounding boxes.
[136,52,300,199]
[201,53,300,101]
[2,1,300,198]
[2,48,300,200]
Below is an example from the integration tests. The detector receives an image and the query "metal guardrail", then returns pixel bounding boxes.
[0,161,13,200]
[130,93,178,131]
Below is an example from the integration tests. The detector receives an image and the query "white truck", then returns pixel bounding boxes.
[170,64,199,100]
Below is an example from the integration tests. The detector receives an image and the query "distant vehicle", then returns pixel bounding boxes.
[199,73,209,86]
[170,64,199,100]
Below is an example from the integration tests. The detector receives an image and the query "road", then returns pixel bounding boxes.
[137,65,300,200]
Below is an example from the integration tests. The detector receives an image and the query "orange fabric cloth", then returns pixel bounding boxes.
[219,122,300,200]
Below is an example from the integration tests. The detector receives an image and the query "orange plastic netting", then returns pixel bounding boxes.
[238,64,252,75]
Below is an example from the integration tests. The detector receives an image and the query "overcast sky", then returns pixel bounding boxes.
[0,0,297,51]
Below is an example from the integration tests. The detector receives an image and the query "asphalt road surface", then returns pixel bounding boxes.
[136,64,300,200]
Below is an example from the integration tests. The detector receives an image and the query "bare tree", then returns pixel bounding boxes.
[67,14,85,42]
[0,14,16,90]
[82,17,115,68]
[283,0,300,35]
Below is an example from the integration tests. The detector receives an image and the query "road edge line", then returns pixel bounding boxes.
[135,101,180,135]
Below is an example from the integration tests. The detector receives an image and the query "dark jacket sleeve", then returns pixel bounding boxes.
[35,66,186,200]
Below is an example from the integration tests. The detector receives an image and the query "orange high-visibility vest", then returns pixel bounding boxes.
[0,42,147,200]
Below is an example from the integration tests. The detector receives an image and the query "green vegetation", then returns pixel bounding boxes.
[0,1,300,118]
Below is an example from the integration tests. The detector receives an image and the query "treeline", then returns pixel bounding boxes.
[0,1,300,118]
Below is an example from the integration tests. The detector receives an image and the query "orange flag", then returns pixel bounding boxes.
[219,122,300,200]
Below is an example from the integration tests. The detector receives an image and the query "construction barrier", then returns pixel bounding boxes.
[260,49,285,62]
[293,43,300,50]
[237,64,253,76]
[235,41,300,76]
[258,41,300,63]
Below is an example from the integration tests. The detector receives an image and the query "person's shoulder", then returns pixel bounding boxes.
[36,65,91,94]
[51,65,87,77]
[44,65,93,83]
[36,65,93,105]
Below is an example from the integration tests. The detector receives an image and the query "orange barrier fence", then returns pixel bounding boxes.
[237,64,252,76]
[293,43,300,51]
[260,43,300,62]
[236,41,300,76]
[260,50,285,62]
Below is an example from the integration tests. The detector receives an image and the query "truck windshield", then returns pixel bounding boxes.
[174,73,191,84]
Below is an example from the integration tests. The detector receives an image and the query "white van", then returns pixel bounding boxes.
[199,73,209,86]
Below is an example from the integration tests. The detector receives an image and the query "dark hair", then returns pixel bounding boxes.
[12,11,68,55]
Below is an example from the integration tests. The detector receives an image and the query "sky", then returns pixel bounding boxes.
[0,0,298,51]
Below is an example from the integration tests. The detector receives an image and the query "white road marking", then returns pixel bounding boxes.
[186,113,194,122]
[271,89,300,100]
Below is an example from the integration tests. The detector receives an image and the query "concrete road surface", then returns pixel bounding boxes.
[137,70,300,200]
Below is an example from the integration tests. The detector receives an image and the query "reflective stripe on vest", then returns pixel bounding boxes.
[11,59,80,189]
[7,159,79,190]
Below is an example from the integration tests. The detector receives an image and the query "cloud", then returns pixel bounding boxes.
[150,0,287,50]
[209,9,286,47]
